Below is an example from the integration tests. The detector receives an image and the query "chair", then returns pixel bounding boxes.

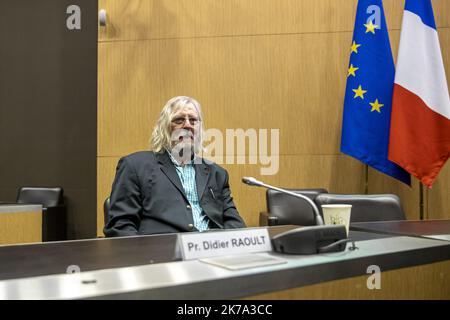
[314,193,405,223]
[16,187,67,241]
[260,188,328,226]
[103,197,111,225]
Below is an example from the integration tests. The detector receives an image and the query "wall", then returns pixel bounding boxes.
[97,0,450,236]
[0,0,98,239]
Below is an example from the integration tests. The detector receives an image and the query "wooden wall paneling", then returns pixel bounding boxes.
[428,28,450,220]
[99,32,353,157]
[245,260,450,299]
[156,32,351,155]
[439,28,450,68]
[98,0,359,42]
[97,0,450,234]
[98,41,161,157]
[98,0,449,43]
[428,163,450,220]
[97,157,120,236]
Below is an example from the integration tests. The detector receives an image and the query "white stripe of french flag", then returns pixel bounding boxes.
[389,0,450,188]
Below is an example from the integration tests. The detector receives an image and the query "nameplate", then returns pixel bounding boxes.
[178,228,272,260]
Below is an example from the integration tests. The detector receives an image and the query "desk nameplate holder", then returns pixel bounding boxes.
[178,228,272,260]
[178,228,287,270]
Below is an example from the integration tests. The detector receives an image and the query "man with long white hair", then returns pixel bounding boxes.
[104,96,246,236]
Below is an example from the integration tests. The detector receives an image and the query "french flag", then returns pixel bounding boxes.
[389,0,450,188]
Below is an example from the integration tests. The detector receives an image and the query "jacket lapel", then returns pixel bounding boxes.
[157,152,187,200]
[195,159,210,200]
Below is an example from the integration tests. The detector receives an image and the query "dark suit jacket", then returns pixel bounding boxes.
[104,151,246,237]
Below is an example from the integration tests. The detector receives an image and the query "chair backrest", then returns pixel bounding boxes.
[314,194,405,222]
[16,187,67,241]
[104,197,111,225]
[16,187,64,208]
[266,188,328,226]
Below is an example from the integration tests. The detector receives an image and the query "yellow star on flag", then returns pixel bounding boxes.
[348,64,359,77]
[350,41,361,54]
[370,99,384,113]
[353,85,367,99]
[364,20,378,34]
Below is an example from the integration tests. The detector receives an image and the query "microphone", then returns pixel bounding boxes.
[242,177,324,226]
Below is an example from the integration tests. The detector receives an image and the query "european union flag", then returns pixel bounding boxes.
[341,0,411,185]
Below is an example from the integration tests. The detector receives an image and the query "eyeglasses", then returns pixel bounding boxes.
[171,116,200,126]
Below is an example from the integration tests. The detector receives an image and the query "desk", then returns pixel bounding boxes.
[351,219,450,241]
[0,226,299,281]
[0,225,449,299]
[0,204,42,245]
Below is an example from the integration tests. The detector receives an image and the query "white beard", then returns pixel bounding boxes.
[170,129,197,164]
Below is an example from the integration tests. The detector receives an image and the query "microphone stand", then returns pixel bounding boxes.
[242,177,324,226]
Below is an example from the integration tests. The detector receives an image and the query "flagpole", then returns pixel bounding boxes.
[419,183,424,220]
[364,164,369,194]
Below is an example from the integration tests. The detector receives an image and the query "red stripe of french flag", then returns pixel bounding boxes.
[389,9,450,188]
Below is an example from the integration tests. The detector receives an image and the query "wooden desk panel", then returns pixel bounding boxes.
[247,260,450,299]
[0,205,42,245]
